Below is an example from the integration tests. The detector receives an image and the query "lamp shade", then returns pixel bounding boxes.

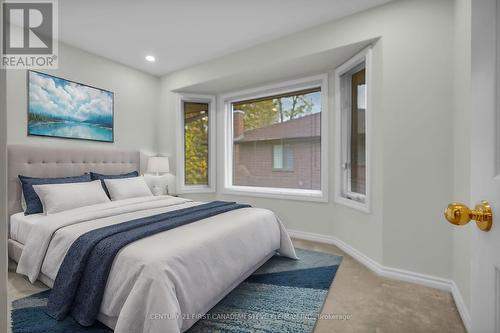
[147,156,170,174]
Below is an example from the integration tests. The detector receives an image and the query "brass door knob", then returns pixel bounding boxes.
[444,200,493,232]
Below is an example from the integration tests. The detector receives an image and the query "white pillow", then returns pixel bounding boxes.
[33,180,110,215]
[21,192,27,212]
[19,178,27,211]
[104,176,153,201]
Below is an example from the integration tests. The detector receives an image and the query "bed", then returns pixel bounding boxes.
[7,144,297,333]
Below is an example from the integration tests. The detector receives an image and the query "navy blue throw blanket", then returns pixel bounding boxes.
[46,201,250,326]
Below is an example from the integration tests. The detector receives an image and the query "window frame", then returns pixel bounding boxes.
[176,93,216,194]
[334,46,372,212]
[221,74,328,202]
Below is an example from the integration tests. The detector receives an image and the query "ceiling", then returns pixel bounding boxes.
[59,0,391,76]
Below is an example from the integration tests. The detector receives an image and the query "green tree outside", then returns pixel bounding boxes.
[184,103,209,185]
[183,91,318,184]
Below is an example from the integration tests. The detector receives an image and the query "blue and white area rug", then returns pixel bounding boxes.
[11,249,341,333]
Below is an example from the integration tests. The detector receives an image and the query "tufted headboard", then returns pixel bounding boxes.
[7,144,141,216]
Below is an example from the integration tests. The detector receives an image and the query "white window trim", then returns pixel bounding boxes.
[334,46,373,213]
[221,74,329,202]
[175,93,216,194]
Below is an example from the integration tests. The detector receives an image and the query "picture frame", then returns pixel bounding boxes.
[27,70,114,142]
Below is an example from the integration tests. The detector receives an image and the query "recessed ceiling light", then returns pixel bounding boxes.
[145,55,156,62]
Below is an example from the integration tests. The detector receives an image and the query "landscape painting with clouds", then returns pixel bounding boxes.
[28,71,114,142]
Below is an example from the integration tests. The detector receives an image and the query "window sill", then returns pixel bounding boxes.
[222,186,327,202]
[334,195,370,213]
[178,185,216,194]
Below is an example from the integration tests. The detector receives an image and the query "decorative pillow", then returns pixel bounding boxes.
[103,176,153,201]
[90,171,139,198]
[33,180,110,215]
[19,174,91,215]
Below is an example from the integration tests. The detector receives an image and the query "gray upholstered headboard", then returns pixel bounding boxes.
[7,144,141,216]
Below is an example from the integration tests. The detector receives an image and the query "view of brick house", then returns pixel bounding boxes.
[233,110,321,190]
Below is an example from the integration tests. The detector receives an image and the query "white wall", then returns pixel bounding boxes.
[452,0,472,312]
[6,42,160,154]
[0,54,8,333]
[379,0,454,278]
[1,4,8,330]
[158,0,456,279]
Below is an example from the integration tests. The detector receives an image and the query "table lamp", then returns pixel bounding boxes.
[147,156,170,195]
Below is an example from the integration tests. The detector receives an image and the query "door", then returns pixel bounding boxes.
[470,0,499,331]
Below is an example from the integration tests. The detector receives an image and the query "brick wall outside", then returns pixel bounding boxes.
[233,138,321,190]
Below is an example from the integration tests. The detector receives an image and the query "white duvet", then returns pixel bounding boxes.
[16,196,297,333]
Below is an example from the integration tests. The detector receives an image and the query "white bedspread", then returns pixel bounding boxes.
[16,196,297,333]
[10,212,45,244]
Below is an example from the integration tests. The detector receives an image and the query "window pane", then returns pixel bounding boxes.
[184,102,209,185]
[284,144,294,170]
[273,144,284,169]
[349,69,366,195]
[232,89,321,190]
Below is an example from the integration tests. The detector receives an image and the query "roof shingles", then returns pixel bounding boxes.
[234,113,321,143]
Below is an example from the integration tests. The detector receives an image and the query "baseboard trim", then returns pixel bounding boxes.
[288,228,472,332]
[451,280,472,332]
